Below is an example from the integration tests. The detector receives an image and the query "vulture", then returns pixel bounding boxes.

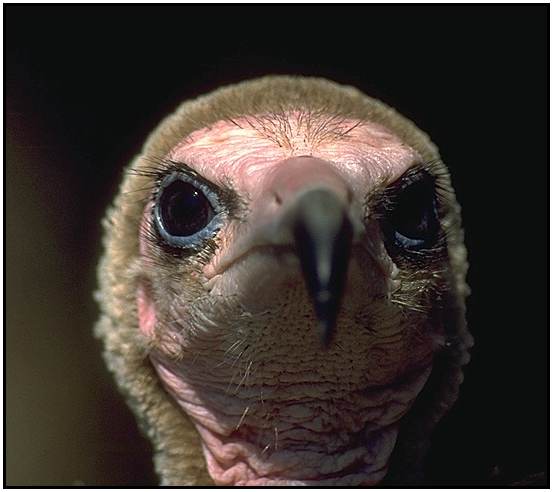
[95,75,472,486]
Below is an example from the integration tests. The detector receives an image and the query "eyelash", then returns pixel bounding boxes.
[366,160,454,262]
[128,157,239,258]
[369,160,452,219]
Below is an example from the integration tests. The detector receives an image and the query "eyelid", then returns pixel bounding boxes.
[365,164,434,211]
[396,168,435,191]
[153,160,242,219]
[158,171,224,213]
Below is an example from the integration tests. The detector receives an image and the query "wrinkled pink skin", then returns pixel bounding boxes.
[138,115,439,485]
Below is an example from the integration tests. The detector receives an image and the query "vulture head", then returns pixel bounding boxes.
[95,76,472,486]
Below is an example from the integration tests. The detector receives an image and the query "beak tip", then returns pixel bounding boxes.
[318,319,336,348]
[313,295,339,349]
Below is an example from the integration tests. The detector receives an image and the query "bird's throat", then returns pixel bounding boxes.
[150,352,433,486]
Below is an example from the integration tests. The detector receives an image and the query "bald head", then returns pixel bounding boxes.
[96,76,471,485]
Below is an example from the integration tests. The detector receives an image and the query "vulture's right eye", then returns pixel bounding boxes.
[154,172,224,249]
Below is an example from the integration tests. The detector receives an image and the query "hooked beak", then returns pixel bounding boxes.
[291,189,353,348]
[206,157,358,348]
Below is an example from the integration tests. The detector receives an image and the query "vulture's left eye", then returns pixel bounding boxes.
[383,174,441,250]
[154,173,224,248]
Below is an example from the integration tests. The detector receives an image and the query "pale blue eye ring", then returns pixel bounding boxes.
[153,172,226,249]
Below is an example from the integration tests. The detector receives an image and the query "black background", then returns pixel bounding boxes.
[6,4,548,486]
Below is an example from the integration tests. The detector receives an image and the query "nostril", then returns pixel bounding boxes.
[274,192,283,205]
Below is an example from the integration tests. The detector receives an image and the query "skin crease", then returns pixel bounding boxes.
[138,115,444,485]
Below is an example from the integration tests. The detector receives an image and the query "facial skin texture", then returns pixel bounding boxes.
[95,76,472,486]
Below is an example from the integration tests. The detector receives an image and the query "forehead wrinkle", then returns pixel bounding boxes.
[175,112,397,156]
[172,132,286,184]
[168,114,422,197]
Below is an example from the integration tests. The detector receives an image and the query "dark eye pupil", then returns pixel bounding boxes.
[390,182,436,240]
[159,180,213,237]
[382,176,440,252]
